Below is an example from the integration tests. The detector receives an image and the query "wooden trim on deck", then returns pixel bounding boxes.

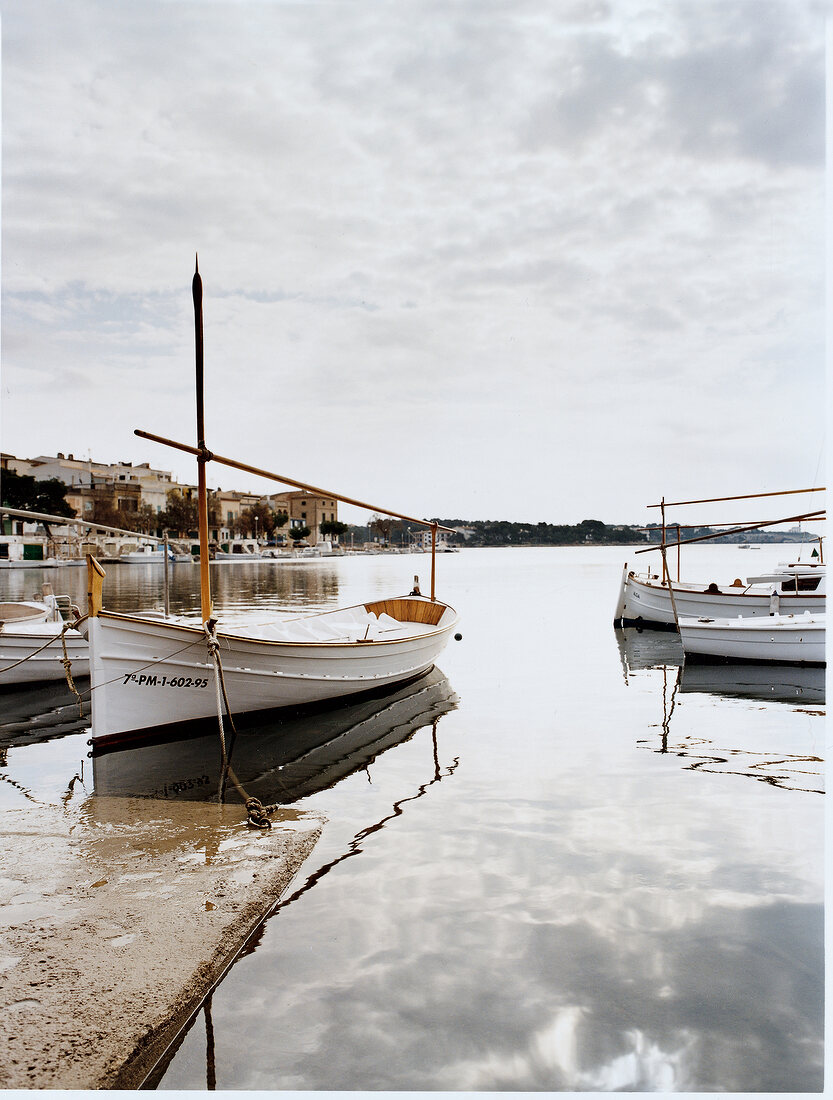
[364,598,447,626]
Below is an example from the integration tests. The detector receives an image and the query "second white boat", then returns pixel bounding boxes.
[614,560,825,630]
[679,610,825,666]
[0,596,89,685]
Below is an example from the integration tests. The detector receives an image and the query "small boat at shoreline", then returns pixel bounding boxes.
[86,575,458,747]
[0,594,89,686]
[86,261,460,749]
[679,610,825,666]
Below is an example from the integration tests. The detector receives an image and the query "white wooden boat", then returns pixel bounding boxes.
[86,261,460,749]
[86,576,458,747]
[0,596,89,685]
[679,610,825,666]
[614,561,825,630]
[616,486,825,630]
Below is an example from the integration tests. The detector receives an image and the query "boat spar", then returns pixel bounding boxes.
[84,260,460,753]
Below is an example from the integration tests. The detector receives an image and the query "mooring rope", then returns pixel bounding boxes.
[0,625,72,677]
[60,626,85,717]
[203,621,272,829]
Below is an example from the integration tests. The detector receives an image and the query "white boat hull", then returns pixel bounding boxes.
[87,596,458,745]
[0,621,90,684]
[679,612,825,666]
[615,566,824,630]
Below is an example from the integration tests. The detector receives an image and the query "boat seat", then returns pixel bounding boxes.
[0,603,48,624]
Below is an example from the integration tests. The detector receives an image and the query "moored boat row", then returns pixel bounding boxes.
[615,488,826,667]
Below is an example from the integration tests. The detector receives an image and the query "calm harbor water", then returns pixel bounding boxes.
[0,546,824,1091]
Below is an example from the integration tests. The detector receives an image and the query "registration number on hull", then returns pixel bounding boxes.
[122,673,210,688]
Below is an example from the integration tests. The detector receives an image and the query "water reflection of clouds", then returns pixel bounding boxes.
[276,888,822,1091]
[213,773,822,1092]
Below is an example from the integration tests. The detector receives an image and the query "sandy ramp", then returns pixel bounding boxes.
[0,796,321,1089]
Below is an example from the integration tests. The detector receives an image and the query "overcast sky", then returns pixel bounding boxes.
[0,0,826,527]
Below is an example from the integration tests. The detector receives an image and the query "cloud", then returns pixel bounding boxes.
[0,0,824,522]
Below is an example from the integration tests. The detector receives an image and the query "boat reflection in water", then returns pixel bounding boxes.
[615,625,825,705]
[614,625,682,680]
[615,627,824,793]
[680,660,825,705]
[0,677,90,749]
[92,666,458,807]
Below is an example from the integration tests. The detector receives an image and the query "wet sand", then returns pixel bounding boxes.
[0,795,321,1089]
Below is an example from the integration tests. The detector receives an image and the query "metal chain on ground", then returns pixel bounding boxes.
[203,622,272,829]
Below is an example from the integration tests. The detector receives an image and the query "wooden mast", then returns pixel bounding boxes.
[193,257,212,623]
[430,522,437,601]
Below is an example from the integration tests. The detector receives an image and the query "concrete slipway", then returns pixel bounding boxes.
[0,793,321,1089]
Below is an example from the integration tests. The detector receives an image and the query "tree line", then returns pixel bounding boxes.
[2,473,817,547]
[435,518,647,546]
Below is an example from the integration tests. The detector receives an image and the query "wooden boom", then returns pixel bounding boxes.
[648,487,825,509]
[133,428,455,534]
[635,509,826,554]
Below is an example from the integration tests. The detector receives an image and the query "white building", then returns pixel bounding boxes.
[9,453,176,516]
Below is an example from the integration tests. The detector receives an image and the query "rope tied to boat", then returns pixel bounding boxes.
[203,620,272,830]
[0,619,84,701]
[659,542,681,630]
[60,623,85,717]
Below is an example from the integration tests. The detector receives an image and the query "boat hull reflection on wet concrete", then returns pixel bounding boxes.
[92,666,457,805]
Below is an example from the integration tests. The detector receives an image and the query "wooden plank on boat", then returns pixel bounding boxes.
[364,598,446,626]
[86,556,106,618]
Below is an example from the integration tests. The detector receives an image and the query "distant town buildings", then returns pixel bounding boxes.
[267,491,339,541]
[411,528,452,550]
[1,452,340,547]
[8,453,175,518]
